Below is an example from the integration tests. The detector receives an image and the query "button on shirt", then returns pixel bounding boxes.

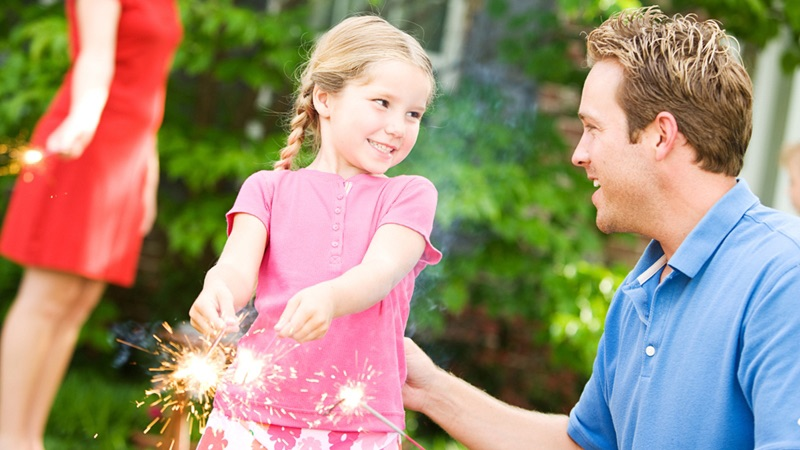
[568,180,800,449]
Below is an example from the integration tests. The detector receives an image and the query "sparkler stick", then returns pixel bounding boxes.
[323,382,426,449]
[204,327,227,357]
[359,403,426,450]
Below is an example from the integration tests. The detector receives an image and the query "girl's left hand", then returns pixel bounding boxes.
[274,284,335,343]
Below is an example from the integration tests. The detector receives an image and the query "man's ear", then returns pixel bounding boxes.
[652,111,679,161]
[313,85,331,118]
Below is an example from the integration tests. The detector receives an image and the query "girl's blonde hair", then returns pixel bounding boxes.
[273,15,435,171]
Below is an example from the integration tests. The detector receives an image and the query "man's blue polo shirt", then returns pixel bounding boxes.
[568,180,800,449]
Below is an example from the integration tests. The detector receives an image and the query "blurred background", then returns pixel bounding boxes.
[2,0,799,448]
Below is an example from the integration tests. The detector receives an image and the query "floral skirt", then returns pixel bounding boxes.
[196,409,401,450]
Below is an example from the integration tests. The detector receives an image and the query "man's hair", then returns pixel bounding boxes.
[586,6,753,176]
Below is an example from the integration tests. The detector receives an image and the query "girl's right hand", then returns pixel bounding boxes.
[189,281,239,336]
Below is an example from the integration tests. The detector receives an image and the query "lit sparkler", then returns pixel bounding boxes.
[138,322,234,435]
[118,313,301,442]
[117,320,238,439]
[322,381,426,450]
[0,140,45,177]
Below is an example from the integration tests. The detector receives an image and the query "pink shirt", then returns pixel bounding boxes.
[214,169,441,432]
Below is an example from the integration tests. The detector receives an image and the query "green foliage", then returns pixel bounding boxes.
[665,0,800,72]
[156,0,311,261]
[3,1,800,445]
[399,79,624,377]
[45,365,151,450]
[0,2,68,138]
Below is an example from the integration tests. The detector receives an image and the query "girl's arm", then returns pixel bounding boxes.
[46,0,120,158]
[189,213,267,335]
[274,223,425,342]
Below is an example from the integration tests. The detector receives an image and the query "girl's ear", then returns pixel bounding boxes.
[312,85,331,119]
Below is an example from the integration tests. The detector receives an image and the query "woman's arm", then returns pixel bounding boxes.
[46,0,120,158]
[140,141,159,234]
[274,223,425,342]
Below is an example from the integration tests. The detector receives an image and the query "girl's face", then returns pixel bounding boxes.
[314,60,431,178]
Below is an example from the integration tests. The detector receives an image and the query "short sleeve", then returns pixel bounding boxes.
[225,171,274,235]
[739,265,800,448]
[380,176,442,266]
[568,333,617,450]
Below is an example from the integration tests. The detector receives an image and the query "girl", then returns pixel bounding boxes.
[189,15,441,449]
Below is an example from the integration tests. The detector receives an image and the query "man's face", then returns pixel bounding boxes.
[571,60,655,235]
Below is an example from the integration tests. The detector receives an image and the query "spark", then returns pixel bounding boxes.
[142,322,232,434]
[118,313,304,443]
[321,380,426,450]
[1,140,45,177]
[21,148,44,165]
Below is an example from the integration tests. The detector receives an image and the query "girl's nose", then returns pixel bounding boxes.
[385,113,405,137]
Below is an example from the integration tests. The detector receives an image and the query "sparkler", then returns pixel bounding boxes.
[118,312,301,445]
[0,140,44,177]
[116,321,237,439]
[323,381,426,450]
[140,322,233,435]
[123,318,421,448]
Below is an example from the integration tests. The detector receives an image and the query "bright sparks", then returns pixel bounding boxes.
[168,350,226,399]
[118,322,236,436]
[321,380,426,450]
[337,382,366,413]
[21,148,44,165]
[1,141,45,177]
[232,347,266,385]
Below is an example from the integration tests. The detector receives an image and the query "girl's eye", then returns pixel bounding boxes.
[408,111,423,120]
[374,99,388,108]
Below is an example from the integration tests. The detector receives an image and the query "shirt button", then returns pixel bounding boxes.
[334,207,342,214]
[337,194,344,200]
[645,345,656,357]
[332,223,340,231]
[331,241,339,248]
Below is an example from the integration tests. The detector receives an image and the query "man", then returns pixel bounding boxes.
[402,6,800,449]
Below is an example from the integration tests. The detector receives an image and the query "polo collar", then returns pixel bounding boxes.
[666,179,759,279]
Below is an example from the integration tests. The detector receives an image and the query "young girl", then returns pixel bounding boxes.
[189,15,441,449]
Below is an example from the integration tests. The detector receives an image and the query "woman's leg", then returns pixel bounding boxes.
[0,267,106,450]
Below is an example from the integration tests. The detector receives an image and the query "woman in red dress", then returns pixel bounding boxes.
[0,0,181,447]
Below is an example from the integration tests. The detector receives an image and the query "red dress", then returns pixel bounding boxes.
[0,0,182,287]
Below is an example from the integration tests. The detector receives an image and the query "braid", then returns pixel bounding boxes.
[273,90,315,171]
